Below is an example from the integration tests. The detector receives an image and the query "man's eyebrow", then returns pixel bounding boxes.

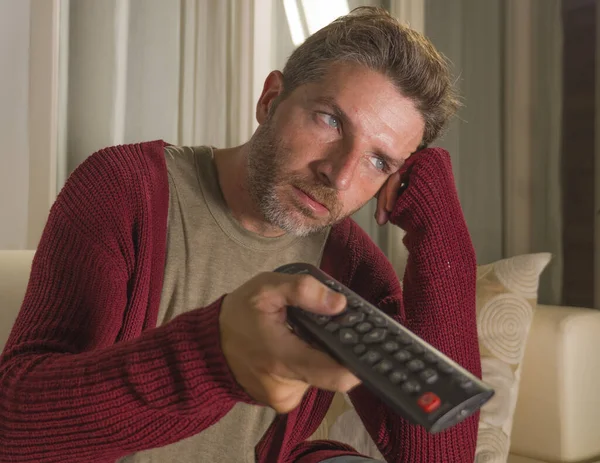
[311,96,349,124]
[310,95,406,169]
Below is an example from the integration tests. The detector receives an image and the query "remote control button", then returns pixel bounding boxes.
[373,359,393,375]
[355,322,373,334]
[396,332,412,345]
[423,352,438,363]
[407,343,425,355]
[420,368,439,384]
[325,280,342,291]
[353,343,367,355]
[362,328,387,344]
[310,314,330,325]
[393,350,412,362]
[438,363,454,374]
[368,314,387,327]
[362,305,374,315]
[360,350,381,365]
[382,340,400,353]
[401,380,421,394]
[388,324,401,335]
[325,322,340,333]
[347,296,364,308]
[417,392,441,413]
[407,359,425,372]
[338,311,365,327]
[389,369,408,384]
[459,378,474,390]
[339,329,359,344]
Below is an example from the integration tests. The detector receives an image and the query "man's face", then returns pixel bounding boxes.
[247,62,425,237]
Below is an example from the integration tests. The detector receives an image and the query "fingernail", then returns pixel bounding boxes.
[326,291,346,311]
[379,210,389,225]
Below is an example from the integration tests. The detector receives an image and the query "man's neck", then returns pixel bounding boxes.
[213,145,286,238]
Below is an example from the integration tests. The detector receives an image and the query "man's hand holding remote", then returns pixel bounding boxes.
[219,273,361,413]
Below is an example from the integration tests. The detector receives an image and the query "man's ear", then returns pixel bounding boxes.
[256,71,284,124]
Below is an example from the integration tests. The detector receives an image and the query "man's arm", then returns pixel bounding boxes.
[347,148,481,462]
[0,143,255,463]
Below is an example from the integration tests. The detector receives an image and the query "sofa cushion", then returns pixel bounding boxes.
[506,455,548,463]
[510,304,600,462]
[0,250,35,351]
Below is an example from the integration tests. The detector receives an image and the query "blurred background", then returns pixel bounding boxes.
[0,0,594,308]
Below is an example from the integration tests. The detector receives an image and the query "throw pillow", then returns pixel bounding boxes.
[474,252,551,463]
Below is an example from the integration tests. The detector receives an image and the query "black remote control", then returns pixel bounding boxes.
[275,262,494,434]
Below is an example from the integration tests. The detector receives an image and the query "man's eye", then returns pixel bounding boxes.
[370,156,388,172]
[318,113,340,129]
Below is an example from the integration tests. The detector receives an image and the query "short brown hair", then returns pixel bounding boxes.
[281,6,459,147]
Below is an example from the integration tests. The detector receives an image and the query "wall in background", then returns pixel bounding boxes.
[562,0,595,308]
[0,0,61,251]
[0,0,31,250]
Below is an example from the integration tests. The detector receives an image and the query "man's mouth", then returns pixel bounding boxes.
[292,186,330,216]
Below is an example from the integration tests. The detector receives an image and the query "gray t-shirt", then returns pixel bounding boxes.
[123,145,330,463]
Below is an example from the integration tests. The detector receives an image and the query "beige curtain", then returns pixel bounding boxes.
[503,0,563,305]
[178,0,276,148]
[422,0,563,305]
[62,0,273,179]
[0,0,61,250]
[65,0,181,172]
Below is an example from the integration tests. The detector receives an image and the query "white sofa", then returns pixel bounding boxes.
[1,250,600,462]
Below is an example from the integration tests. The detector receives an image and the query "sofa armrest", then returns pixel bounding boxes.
[0,250,35,351]
[510,304,600,462]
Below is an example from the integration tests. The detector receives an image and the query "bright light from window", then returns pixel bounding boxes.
[283,0,306,46]
[301,0,349,35]
[283,0,350,47]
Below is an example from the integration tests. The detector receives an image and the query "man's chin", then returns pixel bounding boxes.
[274,210,333,237]
[261,193,343,236]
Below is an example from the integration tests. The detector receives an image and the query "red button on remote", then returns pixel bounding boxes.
[417,392,441,413]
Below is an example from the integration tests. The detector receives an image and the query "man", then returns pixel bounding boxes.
[0,7,480,463]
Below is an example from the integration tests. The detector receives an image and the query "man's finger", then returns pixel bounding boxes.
[285,333,361,392]
[257,273,347,316]
[375,180,390,225]
[385,171,403,212]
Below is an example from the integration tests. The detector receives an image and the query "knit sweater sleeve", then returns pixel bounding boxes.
[0,143,255,463]
[346,148,481,462]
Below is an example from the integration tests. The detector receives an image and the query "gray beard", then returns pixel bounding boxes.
[247,156,328,238]
[246,124,332,237]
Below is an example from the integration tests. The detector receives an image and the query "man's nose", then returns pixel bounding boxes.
[315,147,361,191]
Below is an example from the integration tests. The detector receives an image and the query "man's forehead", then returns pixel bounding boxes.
[300,64,408,115]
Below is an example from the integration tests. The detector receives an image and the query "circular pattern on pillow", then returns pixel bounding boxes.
[493,252,551,299]
[478,293,533,364]
[475,423,510,463]
[480,357,516,427]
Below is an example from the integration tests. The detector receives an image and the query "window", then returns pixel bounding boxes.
[283,0,350,46]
